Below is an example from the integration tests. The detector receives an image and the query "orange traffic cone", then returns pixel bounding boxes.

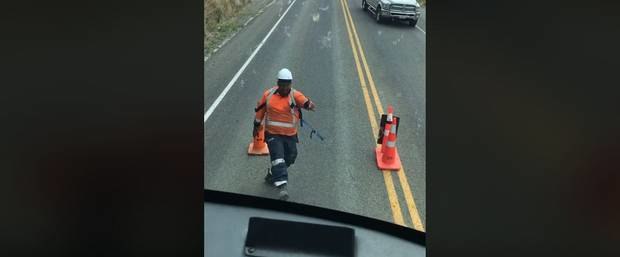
[376,117,402,170]
[381,105,394,154]
[248,125,269,155]
[380,121,391,154]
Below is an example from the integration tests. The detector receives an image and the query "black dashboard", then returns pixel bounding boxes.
[204,190,425,257]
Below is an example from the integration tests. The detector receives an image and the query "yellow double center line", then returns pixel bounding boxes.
[339,0,425,231]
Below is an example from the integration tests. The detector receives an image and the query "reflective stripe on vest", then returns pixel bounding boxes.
[266,121,295,128]
[264,87,297,128]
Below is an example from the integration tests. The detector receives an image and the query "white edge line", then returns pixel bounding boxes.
[219,38,230,48]
[204,0,298,123]
[416,25,426,34]
[244,16,255,27]
[266,0,275,8]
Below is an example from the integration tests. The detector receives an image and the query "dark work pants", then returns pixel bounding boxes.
[265,132,298,184]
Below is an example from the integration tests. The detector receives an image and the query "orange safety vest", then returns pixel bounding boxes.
[255,87,308,136]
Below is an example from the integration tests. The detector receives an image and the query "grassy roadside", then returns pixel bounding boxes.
[204,0,253,56]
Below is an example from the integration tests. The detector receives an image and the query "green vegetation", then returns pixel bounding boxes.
[204,0,251,54]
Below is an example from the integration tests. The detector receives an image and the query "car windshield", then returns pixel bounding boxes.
[204,0,426,232]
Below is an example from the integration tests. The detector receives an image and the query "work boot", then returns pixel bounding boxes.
[264,168,272,184]
[277,183,288,201]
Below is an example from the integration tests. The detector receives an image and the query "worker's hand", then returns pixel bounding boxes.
[306,100,316,111]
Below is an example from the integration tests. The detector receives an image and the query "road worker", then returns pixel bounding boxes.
[253,68,316,200]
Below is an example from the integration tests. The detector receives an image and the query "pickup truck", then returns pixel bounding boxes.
[362,0,421,26]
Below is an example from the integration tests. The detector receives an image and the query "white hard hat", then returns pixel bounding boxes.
[277,68,293,80]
